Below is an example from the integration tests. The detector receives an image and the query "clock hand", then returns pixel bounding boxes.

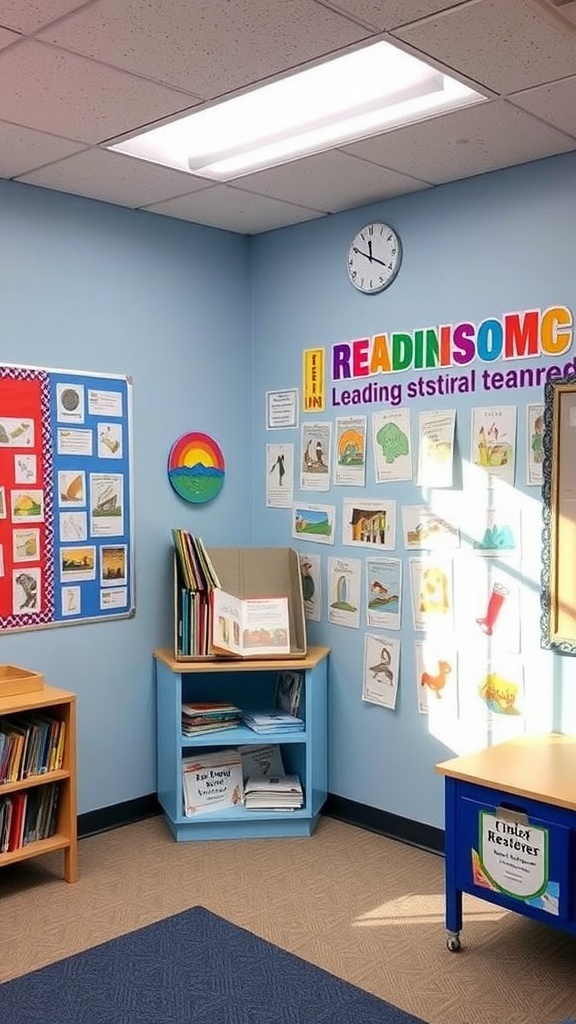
[368,239,373,261]
[353,246,389,269]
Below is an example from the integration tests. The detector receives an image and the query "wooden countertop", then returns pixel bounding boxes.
[436,733,576,811]
[154,645,330,673]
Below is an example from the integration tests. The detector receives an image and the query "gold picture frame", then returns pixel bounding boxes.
[542,375,576,652]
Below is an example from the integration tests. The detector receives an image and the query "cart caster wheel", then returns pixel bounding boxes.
[446,934,461,952]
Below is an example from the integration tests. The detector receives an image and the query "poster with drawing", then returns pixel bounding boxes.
[468,504,521,558]
[363,633,400,710]
[409,555,454,632]
[417,409,456,488]
[458,651,525,744]
[414,639,458,718]
[342,497,396,550]
[401,505,460,551]
[334,415,366,487]
[365,557,402,630]
[292,502,335,545]
[455,556,521,654]
[471,406,517,485]
[266,443,294,508]
[526,403,544,486]
[300,422,332,491]
[327,556,361,628]
[298,551,322,622]
[372,409,412,483]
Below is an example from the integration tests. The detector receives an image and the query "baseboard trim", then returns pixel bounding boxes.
[78,794,162,839]
[323,794,444,855]
[77,791,444,855]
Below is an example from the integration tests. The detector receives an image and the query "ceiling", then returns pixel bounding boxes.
[1,0,576,235]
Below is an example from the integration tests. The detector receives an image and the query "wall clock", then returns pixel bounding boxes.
[347,222,402,294]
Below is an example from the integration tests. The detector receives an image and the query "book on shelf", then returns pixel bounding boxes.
[210,590,290,658]
[274,670,304,717]
[172,530,221,657]
[181,700,242,736]
[182,748,244,816]
[244,773,303,810]
[242,709,304,734]
[238,744,285,781]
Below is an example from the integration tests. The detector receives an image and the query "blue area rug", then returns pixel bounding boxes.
[0,905,427,1023]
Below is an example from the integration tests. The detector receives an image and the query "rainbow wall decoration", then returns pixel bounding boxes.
[167,431,225,504]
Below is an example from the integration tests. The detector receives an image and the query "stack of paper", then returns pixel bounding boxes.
[242,710,304,734]
[244,774,303,810]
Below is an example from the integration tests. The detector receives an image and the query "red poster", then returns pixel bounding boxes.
[0,367,54,627]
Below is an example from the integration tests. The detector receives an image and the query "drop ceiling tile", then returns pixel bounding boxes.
[16,148,210,207]
[317,0,467,32]
[343,100,576,184]
[143,186,325,235]
[0,120,86,177]
[235,150,431,213]
[392,0,576,94]
[0,39,199,143]
[0,1,88,33]
[37,0,370,97]
[510,76,576,139]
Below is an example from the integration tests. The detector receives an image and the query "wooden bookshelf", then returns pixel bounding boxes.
[0,684,77,883]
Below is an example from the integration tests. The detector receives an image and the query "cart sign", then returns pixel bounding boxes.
[479,811,548,899]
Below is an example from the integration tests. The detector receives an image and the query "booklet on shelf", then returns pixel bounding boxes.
[182,748,244,816]
[210,589,290,657]
[275,671,304,717]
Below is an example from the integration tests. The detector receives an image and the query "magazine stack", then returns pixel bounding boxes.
[181,700,242,737]
[244,774,303,810]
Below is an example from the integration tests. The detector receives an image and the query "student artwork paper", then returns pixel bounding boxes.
[363,633,400,710]
[458,652,525,743]
[341,497,396,550]
[298,552,322,622]
[365,558,402,630]
[401,505,460,551]
[455,557,521,654]
[417,409,456,488]
[372,409,412,483]
[415,640,458,718]
[469,505,521,558]
[409,556,454,632]
[328,556,361,628]
[292,502,335,545]
[333,415,366,486]
[300,422,332,491]
[471,406,517,485]
[526,403,544,486]
[266,443,294,508]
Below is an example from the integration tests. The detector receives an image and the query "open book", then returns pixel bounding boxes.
[210,589,290,657]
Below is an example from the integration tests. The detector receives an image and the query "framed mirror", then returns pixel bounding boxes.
[541,374,576,653]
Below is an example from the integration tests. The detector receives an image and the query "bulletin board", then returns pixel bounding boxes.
[541,375,576,653]
[0,363,134,633]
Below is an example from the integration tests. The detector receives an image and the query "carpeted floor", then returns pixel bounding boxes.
[0,816,575,1024]
[0,905,427,1024]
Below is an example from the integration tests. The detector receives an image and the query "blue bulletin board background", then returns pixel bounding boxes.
[0,363,134,632]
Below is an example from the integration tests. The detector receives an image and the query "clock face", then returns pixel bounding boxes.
[347,222,402,294]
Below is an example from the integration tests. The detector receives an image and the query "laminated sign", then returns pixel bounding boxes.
[478,810,548,900]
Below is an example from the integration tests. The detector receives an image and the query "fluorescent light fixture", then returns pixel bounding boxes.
[109,40,486,180]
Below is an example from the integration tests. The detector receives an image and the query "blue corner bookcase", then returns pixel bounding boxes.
[154,646,329,841]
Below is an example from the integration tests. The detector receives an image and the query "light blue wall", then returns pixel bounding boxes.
[0,180,253,813]
[3,153,576,830]
[252,152,576,829]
